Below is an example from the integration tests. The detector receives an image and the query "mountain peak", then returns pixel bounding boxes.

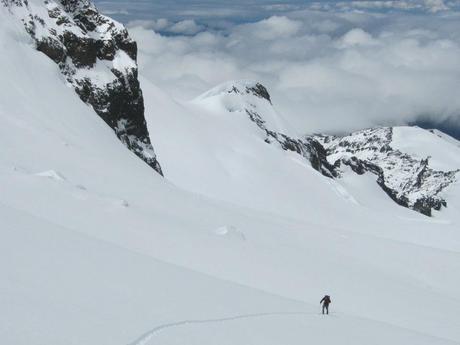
[232,82,272,104]
[194,80,337,178]
[314,126,460,216]
[197,81,272,104]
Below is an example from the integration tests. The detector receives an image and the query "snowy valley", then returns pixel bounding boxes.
[1,1,460,345]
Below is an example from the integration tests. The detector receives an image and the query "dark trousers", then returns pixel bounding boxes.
[322,304,329,314]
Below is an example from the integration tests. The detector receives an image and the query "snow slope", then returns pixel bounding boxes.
[429,129,460,148]
[2,5,460,345]
[392,126,460,171]
[141,79,349,223]
[4,203,459,345]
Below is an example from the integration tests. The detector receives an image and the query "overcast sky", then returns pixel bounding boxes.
[95,0,460,136]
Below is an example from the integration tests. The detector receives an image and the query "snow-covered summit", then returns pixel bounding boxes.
[2,0,162,174]
[315,126,460,216]
[195,81,281,131]
[194,81,337,178]
[197,80,272,103]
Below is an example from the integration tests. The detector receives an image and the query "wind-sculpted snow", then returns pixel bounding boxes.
[316,127,460,216]
[2,0,162,174]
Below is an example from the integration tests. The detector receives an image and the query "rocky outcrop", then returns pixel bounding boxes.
[208,82,459,217]
[315,127,459,216]
[3,0,162,174]
[261,126,337,178]
[225,83,337,178]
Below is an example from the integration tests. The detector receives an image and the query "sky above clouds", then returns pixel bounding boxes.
[95,0,460,136]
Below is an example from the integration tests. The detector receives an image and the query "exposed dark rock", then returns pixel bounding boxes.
[227,83,272,104]
[247,83,272,104]
[303,137,337,178]
[240,86,337,179]
[2,0,25,6]
[316,127,459,216]
[3,0,162,175]
[36,37,66,63]
[61,32,100,67]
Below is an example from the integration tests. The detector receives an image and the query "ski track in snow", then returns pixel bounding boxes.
[128,311,315,345]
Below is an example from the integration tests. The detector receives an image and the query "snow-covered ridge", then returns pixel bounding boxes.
[2,0,162,174]
[193,81,459,216]
[428,129,460,148]
[315,127,460,216]
[197,80,272,103]
[194,81,337,178]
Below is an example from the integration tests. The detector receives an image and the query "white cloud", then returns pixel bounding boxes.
[127,18,203,35]
[235,16,303,40]
[169,19,204,35]
[128,6,460,135]
[127,18,170,31]
[340,28,375,46]
[425,0,449,12]
[320,0,452,12]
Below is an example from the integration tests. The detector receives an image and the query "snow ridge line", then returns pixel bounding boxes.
[128,311,313,345]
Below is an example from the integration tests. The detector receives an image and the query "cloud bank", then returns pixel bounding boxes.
[101,1,460,135]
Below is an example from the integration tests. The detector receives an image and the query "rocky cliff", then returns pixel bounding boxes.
[314,127,459,216]
[2,0,162,174]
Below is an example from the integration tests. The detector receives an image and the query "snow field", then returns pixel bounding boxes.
[1,6,460,345]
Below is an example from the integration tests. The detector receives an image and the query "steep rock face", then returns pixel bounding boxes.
[2,0,162,174]
[209,82,338,178]
[315,127,459,216]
